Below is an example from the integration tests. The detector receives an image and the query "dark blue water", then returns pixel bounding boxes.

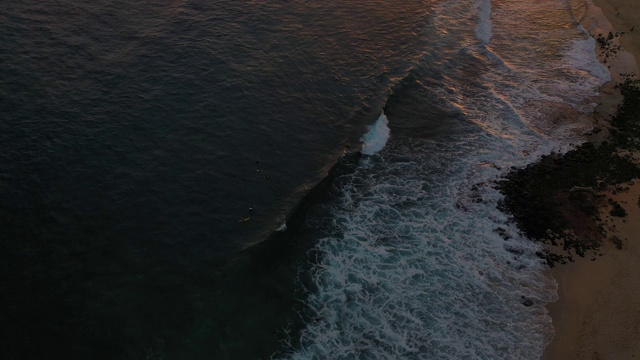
[1,1,433,358]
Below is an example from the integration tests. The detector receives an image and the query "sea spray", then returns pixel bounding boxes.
[360,113,391,156]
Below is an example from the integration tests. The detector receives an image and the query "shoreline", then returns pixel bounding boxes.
[544,0,640,358]
[496,0,640,358]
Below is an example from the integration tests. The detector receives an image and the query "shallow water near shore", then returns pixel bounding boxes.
[1,0,611,358]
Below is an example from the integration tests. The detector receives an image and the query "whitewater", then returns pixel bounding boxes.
[281,0,610,358]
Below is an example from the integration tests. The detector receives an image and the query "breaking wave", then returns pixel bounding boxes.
[279,0,611,358]
[361,113,391,156]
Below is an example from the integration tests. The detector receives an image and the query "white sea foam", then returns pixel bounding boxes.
[360,112,391,156]
[475,0,493,44]
[277,221,287,232]
[285,136,558,360]
[565,28,611,85]
[567,26,611,82]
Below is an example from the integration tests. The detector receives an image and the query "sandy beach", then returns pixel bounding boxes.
[593,0,640,71]
[544,182,640,359]
[543,0,640,358]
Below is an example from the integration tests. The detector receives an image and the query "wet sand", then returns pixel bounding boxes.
[593,0,640,71]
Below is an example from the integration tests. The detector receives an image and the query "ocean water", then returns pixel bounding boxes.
[0,0,609,359]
